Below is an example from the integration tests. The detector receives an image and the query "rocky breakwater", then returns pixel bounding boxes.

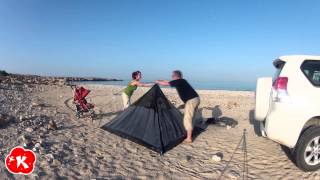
[0,72,122,87]
[0,73,67,86]
[66,77,122,82]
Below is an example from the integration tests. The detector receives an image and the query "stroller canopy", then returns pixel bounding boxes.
[101,84,186,154]
[74,87,90,101]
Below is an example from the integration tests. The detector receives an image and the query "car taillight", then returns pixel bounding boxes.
[273,77,288,90]
[273,77,291,103]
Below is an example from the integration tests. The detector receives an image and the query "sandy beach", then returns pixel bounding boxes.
[1,80,320,179]
[2,0,320,178]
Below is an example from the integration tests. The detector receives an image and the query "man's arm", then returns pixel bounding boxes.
[155,80,170,86]
[134,81,154,87]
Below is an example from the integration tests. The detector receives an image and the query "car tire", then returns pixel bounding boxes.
[294,126,320,172]
[259,121,267,137]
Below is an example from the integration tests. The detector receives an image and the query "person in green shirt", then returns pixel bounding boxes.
[122,71,153,109]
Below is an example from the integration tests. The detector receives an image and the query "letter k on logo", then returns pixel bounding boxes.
[5,147,36,175]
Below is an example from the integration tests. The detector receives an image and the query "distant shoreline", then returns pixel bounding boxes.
[77,81,255,92]
[0,71,254,91]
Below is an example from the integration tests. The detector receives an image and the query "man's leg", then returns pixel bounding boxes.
[183,97,200,143]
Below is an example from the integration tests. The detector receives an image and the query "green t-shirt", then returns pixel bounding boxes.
[123,82,137,97]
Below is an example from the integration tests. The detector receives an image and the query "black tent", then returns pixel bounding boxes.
[101,84,186,154]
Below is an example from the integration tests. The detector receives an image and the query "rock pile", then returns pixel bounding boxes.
[18,115,58,134]
[0,73,122,86]
[0,74,66,86]
[0,76,61,157]
[0,73,78,179]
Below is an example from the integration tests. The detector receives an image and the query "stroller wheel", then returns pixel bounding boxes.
[89,109,95,122]
[76,112,81,119]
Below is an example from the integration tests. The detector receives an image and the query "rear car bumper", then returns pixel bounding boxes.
[264,102,305,148]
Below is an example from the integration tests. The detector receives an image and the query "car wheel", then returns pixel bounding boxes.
[260,121,267,137]
[294,126,320,171]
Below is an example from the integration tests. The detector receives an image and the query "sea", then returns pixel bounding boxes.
[78,80,256,91]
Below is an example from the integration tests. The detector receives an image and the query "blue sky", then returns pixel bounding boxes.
[0,0,319,83]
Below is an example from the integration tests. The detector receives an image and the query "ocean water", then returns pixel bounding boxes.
[78,80,255,91]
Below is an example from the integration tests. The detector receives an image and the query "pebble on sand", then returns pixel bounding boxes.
[227,170,241,179]
[47,120,58,130]
[31,102,39,107]
[45,154,54,163]
[19,115,24,121]
[26,127,34,133]
[211,153,223,162]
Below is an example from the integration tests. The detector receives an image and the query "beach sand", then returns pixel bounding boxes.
[1,83,320,179]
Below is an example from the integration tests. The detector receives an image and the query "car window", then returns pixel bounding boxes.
[273,60,285,83]
[301,60,320,87]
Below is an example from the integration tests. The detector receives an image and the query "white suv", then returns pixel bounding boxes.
[255,55,320,171]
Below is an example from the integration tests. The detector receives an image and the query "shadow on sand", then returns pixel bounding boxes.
[192,105,238,141]
[249,109,262,136]
[58,124,86,131]
[94,111,122,120]
[93,111,122,127]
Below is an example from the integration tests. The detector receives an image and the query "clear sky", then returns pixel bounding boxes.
[0,0,319,83]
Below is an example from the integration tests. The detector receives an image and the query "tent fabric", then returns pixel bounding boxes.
[101,84,186,154]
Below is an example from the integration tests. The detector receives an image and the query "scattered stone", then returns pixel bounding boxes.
[131,148,138,153]
[39,127,47,132]
[52,159,61,166]
[19,134,29,142]
[18,135,34,149]
[62,143,70,150]
[163,161,170,166]
[35,142,41,149]
[38,138,45,145]
[96,156,104,160]
[26,127,34,133]
[23,141,34,149]
[32,173,40,179]
[45,154,54,163]
[227,170,240,179]
[211,152,223,162]
[19,115,25,121]
[31,102,39,107]
[211,155,222,162]
[32,143,41,152]
[47,120,57,130]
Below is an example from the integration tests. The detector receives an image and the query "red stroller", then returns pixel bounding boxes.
[72,86,95,120]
